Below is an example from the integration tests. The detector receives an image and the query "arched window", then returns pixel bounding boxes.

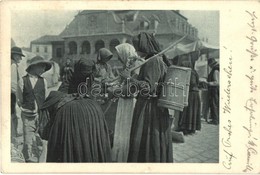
[109,39,120,54]
[81,41,91,54]
[95,40,105,53]
[68,41,77,54]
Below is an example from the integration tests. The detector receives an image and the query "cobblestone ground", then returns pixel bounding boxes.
[172,120,219,163]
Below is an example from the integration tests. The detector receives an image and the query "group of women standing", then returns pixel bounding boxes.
[39,32,173,162]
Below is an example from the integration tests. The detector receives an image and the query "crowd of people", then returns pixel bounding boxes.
[11,32,219,163]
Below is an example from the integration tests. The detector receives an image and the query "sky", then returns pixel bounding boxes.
[11,10,78,48]
[181,10,219,46]
[11,10,219,48]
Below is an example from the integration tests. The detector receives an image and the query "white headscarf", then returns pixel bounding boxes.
[115,43,138,66]
[115,43,144,74]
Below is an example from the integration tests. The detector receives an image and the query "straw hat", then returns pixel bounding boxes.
[26,56,52,73]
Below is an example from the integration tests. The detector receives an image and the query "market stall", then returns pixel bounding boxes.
[165,40,219,129]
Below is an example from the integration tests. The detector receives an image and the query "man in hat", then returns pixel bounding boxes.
[207,58,219,125]
[11,47,25,141]
[19,55,51,162]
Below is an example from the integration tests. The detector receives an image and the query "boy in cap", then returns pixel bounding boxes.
[11,47,25,142]
[19,56,51,162]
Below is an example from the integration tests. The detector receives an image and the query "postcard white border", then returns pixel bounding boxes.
[1,0,260,173]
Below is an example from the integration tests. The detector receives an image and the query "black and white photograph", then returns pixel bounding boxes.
[10,9,220,163]
[2,0,260,173]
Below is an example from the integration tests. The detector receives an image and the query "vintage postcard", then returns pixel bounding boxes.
[0,0,260,174]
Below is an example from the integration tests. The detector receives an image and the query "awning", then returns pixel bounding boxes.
[165,40,219,59]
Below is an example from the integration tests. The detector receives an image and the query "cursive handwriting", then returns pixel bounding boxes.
[243,98,257,138]
[222,47,232,114]
[246,10,258,61]
[242,10,258,173]
[222,149,237,169]
[243,138,258,172]
[222,120,232,147]
[246,10,257,30]
[221,47,235,170]
[245,74,258,93]
[222,120,236,170]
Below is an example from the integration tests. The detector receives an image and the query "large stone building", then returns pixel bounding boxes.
[31,10,198,67]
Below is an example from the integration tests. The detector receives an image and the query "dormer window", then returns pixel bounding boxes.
[140,21,149,30]
[151,19,159,30]
[187,24,191,35]
[88,15,97,28]
[175,18,179,29]
[182,23,185,33]
[150,15,160,30]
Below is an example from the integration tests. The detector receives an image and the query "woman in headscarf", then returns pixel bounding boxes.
[178,61,201,135]
[94,48,115,83]
[58,58,74,93]
[111,43,142,162]
[39,58,112,162]
[93,48,117,144]
[122,32,173,162]
[60,58,73,83]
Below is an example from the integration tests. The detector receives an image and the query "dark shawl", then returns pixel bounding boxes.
[132,32,171,66]
[39,63,112,162]
[68,58,96,94]
[128,32,172,162]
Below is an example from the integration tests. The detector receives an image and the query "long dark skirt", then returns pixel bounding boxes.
[47,98,112,162]
[179,91,201,132]
[127,98,173,162]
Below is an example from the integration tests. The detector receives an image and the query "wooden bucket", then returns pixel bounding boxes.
[158,65,191,111]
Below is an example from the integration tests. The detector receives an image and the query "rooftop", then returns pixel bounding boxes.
[31,35,64,44]
[59,10,196,39]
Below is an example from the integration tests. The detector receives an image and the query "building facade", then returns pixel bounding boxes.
[30,35,64,63]
[31,10,198,68]
[59,10,198,62]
